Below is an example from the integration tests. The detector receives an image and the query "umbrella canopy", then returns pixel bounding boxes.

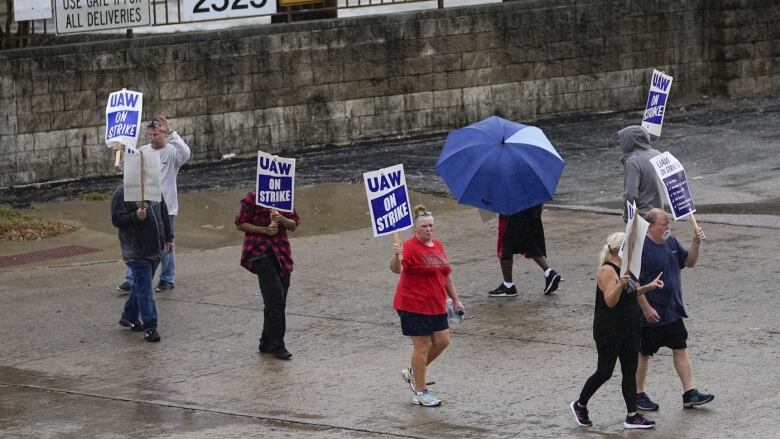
[436,116,565,216]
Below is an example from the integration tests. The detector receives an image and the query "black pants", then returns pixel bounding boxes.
[253,252,291,352]
[578,333,639,413]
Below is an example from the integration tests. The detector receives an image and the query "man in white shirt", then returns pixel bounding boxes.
[117,115,191,293]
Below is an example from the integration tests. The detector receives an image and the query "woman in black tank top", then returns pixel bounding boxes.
[570,232,664,430]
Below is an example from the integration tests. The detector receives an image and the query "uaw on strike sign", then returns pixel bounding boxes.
[105,89,143,148]
[650,151,696,220]
[363,164,413,237]
[641,70,673,136]
[256,151,295,212]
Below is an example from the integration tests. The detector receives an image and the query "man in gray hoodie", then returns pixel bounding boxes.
[620,125,664,222]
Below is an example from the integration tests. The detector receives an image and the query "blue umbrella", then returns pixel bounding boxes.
[436,116,565,216]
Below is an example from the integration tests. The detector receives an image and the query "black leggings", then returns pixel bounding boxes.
[578,334,639,413]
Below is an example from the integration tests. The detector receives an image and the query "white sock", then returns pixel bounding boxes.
[544,268,552,277]
[503,281,514,288]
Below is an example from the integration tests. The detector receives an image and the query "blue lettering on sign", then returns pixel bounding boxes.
[652,73,671,92]
[643,91,667,124]
[106,110,139,138]
[257,174,293,211]
[370,186,411,232]
[109,92,140,108]
[259,157,292,175]
[366,170,402,193]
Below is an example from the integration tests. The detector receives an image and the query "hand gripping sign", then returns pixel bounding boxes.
[105,89,143,168]
[641,70,673,137]
[256,151,295,212]
[363,164,413,257]
[619,201,649,278]
[123,146,161,203]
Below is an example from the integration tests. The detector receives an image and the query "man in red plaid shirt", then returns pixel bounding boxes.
[235,190,300,360]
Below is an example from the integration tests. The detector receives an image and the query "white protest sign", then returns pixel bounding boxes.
[363,164,413,237]
[181,0,275,22]
[123,147,161,202]
[619,201,649,278]
[15,0,53,21]
[105,90,143,149]
[650,152,696,220]
[55,0,151,34]
[641,69,673,136]
[256,151,295,212]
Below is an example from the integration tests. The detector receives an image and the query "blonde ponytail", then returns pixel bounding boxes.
[599,232,626,268]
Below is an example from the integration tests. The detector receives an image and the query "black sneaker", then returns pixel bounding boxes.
[119,318,144,332]
[636,392,659,411]
[683,388,714,408]
[488,283,518,297]
[155,281,174,292]
[624,413,655,429]
[270,348,292,360]
[143,328,161,342]
[116,282,131,294]
[544,270,561,295]
[570,401,592,427]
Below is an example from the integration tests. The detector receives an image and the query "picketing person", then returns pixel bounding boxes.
[571,231,663,429]
[391,205,464,407]
[235,190,300,360]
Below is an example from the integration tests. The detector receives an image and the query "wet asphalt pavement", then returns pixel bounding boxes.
[1,96,780,438]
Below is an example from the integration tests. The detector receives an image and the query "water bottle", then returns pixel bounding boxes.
[446,297,464,326]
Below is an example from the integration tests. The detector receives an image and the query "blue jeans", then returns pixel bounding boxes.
[123,258,159,329]
[126,215,175,286]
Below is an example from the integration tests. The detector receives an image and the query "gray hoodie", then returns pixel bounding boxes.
[619,125,664,221]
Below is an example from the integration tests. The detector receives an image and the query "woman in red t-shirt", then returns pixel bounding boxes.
[391,205,464,407]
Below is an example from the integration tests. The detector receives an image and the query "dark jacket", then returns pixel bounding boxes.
[111,185,173,261]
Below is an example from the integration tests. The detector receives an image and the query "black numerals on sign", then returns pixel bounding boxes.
[193,0,267,13]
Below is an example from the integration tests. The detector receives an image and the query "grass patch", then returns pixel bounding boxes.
[0,205,78,241]
[79,192,111,201]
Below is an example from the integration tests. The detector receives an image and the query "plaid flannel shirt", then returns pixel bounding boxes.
[235,191,300,277]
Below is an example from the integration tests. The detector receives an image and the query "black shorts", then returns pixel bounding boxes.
[397,310,449,336]
[640,319,688,356]
[498,205,546,259]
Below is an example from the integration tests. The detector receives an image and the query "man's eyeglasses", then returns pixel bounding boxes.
[147,120,162,128]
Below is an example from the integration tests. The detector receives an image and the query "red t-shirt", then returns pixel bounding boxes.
[393,237,452,315]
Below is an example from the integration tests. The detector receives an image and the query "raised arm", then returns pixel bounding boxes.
[597,265,629,308]
[686,228,705,267]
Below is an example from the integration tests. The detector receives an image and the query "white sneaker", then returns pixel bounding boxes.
[401,368,416,392]
[412,390,441,407]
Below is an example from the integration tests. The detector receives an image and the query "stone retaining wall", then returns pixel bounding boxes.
[1,0,778,188]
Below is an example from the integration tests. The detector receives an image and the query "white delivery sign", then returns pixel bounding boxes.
[55,0,151,34]
[181,0,275,22]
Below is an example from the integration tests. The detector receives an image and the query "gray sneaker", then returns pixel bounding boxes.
[412,390,441,407]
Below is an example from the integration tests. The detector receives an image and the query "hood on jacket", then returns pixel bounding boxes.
[619,125,651,163]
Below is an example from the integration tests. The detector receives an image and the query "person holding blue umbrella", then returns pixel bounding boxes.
[488,204,561,297]
[436,116,566,296]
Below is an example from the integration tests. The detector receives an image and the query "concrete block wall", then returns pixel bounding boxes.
[1,0,778,188]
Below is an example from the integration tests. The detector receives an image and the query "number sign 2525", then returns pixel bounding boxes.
[182,0,275,21]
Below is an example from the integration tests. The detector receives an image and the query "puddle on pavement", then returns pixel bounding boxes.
[0,182,461,259]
